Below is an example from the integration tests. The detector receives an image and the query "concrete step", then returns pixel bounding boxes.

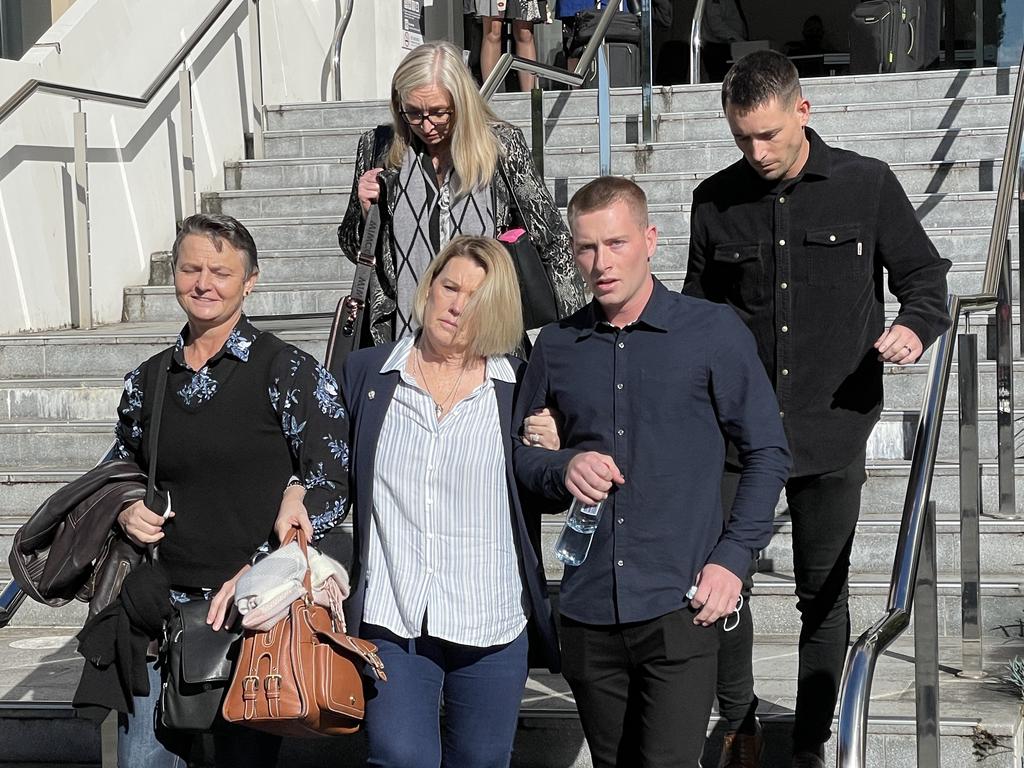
[0,379,121,423]
[0,422,115,468]
[263,95,1014,158]
[263,67,1017,131]
[257,125,1012,177]
[225,153,1007,200]
[289,92,1015,153]
[0,322,330,381]
[208,183,1004,233]
[0,626,1018,767]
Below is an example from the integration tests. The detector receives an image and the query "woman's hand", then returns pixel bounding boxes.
[358,168,384,214]
[117,500,173,547]
[275,483,313,545]
[521,407,562,450]
[207,564,249,632]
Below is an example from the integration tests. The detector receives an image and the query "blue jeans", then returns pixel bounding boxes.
[118,660,281,767]
[360,623,529,768]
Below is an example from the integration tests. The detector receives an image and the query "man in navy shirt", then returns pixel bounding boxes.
[513,176,790,767]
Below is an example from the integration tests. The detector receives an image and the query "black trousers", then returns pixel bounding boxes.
[560,607,719,768]
[716,448,866,750]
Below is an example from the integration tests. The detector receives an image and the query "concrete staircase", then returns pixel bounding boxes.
[2,67,1024,766]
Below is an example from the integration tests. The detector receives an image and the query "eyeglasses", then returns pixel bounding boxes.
[400,108,454,127]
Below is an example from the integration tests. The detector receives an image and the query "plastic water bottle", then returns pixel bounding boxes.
[554,498,604,567]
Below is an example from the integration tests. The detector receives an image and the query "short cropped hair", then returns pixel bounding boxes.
[567,176,649,232]
[412,236,523,358]
[721,50,802,112]
[172,213,259,278]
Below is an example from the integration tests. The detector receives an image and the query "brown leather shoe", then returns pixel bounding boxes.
[717,722,764,768]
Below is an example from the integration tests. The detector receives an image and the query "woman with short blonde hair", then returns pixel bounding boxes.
[340,235,560,767]
[338,41,584,347]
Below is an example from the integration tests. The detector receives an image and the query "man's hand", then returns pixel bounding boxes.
[521,407,562,450]
[565,452,625,506]
[207,564,249,632]
[689,563,742,627]
[874,323,923,365]
[275,483,313,544]
[117,500,172,547]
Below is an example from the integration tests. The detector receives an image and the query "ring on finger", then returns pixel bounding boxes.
[530,432,540,445]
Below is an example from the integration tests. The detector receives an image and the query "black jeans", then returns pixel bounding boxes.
[560,607,719,768]
[717,448,866,750]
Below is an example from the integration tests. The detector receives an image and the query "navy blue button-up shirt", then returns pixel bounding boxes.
[513,279,791,625]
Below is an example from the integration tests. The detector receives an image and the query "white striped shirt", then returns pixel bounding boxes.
[362,336,527,647]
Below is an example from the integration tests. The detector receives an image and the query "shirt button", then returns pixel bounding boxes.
[778,239,786,246]
[617,517,624,525]
[426,498,433,505]
[780,282,788,289]
[733,252,740,260]
[426,567,434,574]
[617,428,624,436]
[616,383,624,390]
[779,410,785,418]
[829,234,837,242]
[617,560,624,567]
[426,533,434,540]
[782,368,789,376]
[779,196,786,203]
[781,325,789,333]
[617,342,625,349]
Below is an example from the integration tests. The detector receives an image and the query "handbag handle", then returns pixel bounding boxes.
[280,527,314,598]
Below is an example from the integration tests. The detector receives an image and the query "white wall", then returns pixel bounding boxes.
[0,0,254,332]
[0,0,409,333]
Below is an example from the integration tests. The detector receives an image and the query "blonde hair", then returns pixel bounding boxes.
[387,41,502,196]
[412,236,523,358]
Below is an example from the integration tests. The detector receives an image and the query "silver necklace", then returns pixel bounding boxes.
[415,345,467,419]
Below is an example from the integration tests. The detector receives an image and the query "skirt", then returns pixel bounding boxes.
[474,0,547,22]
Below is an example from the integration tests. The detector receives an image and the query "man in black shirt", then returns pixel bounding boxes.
[514,176,790,767]
[683,51,951,768]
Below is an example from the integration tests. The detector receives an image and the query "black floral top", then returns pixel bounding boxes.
[114,316,349,555]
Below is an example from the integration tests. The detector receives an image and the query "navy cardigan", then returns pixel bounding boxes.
[340,342,560,672]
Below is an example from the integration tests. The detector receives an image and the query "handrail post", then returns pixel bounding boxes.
[248,0,265,159]
[689,0,707,85]
[178,67,196,218]
[639,0,653,143]
[330,0,355,102]
[957,332,986,679]
[994,242,1017,519]
[914,501,940,768]
[71,109,93,329]
[531,86,544,179]
[598,46,611,176]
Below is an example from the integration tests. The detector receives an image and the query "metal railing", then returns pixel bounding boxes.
[835,57,1023,768]
[0,0,263,328]
[689,0,708,85]
[329,0,356,102]
[480,0,656,176]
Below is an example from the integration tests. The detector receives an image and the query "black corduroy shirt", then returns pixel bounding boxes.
[684,128,951,476]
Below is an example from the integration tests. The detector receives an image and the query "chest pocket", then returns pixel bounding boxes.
[711,242,765,308]
[804,225,865,287]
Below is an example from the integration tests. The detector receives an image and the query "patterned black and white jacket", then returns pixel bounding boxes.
[337,121,586,346]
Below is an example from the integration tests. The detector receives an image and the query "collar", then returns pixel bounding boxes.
[578,278,672,340]
[799,128,832,180]
[172,314,260,370]
[380,334,516,384]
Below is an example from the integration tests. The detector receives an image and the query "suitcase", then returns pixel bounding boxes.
[850,0,931,74]
[579,42,641,87]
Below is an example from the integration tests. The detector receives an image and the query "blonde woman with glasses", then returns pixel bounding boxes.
[337,40,584,349]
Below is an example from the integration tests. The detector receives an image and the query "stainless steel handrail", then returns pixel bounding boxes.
[329,0,355,102]
[689,0,708,85]
[0,0,236,122]
[836,58,1023,768]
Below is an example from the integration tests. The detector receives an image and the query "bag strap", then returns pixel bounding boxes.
[145,347,173,559]
[314,628,388,682]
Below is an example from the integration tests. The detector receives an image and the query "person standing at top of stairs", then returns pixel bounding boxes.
[683,50,953,768]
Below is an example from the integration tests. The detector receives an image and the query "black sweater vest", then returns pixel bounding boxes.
[142,334,293,588]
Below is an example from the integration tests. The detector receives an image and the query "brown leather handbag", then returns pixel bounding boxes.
[221,534,386,737]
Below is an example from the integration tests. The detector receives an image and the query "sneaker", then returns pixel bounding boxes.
[717,721,764,768]
[791,749,826,768]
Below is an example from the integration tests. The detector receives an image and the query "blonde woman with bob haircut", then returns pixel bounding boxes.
[338,40,584,349]
[339,235,561,768]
